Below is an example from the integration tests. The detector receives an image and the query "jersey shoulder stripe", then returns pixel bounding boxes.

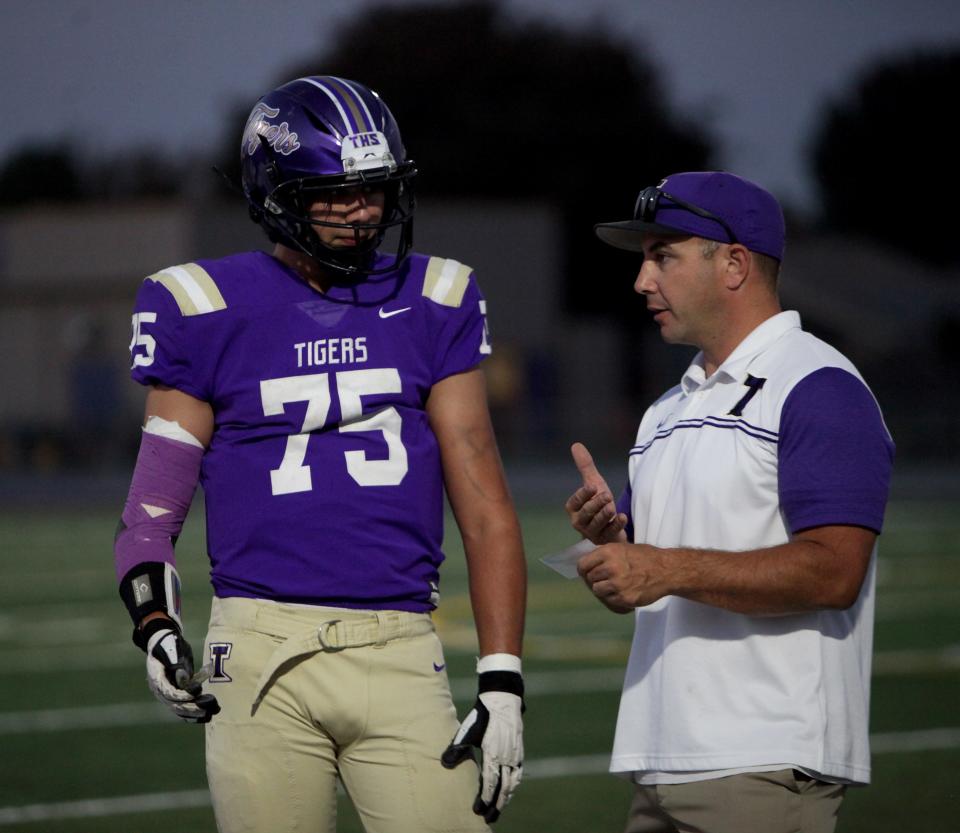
[145,263,227,316]
[422,257,472,308]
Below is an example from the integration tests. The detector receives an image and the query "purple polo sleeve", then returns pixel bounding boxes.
[778,367,895,534]
[617,482,634,541]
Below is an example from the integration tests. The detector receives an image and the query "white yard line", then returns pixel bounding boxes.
[5,637,960,676]
[870,727,960,754]
[0,702,165,734]
[0,669,627,734]
[0,790,212,825]
[2,730,959,825]
[2,655,957,735]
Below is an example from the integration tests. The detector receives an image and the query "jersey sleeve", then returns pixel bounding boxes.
[421,258,491,383]
[778,366,895,534]
[128,264,226,400]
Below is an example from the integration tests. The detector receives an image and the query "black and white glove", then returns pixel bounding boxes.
[141,618,220,724]
[442,654,524,823]
[119,562,219,724]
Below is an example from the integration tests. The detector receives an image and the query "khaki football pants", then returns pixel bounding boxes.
[624,769,846,833]
[203,596,490,833]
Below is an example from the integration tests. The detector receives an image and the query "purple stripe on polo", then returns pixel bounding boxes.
[630,417,778,457]
[779,367,894,534]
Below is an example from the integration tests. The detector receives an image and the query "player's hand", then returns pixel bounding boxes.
[142,619,220,724]
[565,443,628,545]
[441,660,524,823]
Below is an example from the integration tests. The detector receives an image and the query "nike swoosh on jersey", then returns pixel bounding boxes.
[433,662,446,672]
[379,306,412,319]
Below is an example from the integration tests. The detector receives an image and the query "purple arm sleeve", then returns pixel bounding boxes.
[114,431,203,582]
[778,367,894,535]
[616,483,634,541]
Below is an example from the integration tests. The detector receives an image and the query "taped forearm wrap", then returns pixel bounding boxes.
[114,427,203,583]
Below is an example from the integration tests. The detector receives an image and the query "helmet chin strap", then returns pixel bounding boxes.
[274,228,378,291]
[312,240,379,284]
[302,219,381,277]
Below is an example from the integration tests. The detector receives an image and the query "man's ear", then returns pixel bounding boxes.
[722,244,751,290]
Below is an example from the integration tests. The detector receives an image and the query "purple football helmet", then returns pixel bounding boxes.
[240,76,417,277]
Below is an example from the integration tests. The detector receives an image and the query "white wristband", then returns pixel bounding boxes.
[476,653,522,675]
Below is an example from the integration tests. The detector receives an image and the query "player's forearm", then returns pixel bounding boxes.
[462,514,527,656]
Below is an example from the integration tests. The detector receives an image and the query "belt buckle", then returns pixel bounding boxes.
[318,619,344,651]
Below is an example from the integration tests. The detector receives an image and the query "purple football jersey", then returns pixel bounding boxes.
[129,251,492,611]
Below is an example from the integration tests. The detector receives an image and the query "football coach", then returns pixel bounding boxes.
[564,171,894,833]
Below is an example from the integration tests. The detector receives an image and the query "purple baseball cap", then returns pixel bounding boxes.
[595,171,785,261]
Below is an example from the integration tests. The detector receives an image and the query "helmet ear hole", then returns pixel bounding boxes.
[256,136,282,189]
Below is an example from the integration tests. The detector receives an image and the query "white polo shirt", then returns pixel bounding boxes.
[612,311,894,785]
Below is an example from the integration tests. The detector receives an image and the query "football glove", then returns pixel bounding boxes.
[142,618,220,724]
[442,654,524,823]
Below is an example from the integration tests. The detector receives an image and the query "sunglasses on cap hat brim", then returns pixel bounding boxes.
[594,186,739,253]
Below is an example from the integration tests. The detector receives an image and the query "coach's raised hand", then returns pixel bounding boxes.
[564,443,628,545]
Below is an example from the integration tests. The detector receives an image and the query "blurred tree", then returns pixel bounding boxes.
[811,47,959,268]
[272,0,714,317]
[85,149,184,200]
[0,144,82,205]
[289,1,710,200]
[0,144,183,203]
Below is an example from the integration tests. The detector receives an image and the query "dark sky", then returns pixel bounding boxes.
[4,0,959,212]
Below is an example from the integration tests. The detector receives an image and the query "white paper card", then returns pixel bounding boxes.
[539,539,596,579]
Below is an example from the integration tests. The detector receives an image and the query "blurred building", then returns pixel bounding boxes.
[1,200,958,473]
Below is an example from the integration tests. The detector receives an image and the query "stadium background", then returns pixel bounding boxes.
[1,2,959,830]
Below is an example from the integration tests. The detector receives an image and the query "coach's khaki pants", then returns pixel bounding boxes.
[624,769,846,833]
[203,596,489,833]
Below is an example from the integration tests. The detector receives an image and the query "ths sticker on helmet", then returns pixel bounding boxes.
[342,132,394,172]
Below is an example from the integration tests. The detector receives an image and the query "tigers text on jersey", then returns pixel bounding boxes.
[129,250,491,612]
[612,311,894,785]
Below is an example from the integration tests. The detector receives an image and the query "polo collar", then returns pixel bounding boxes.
[680,311,801,394]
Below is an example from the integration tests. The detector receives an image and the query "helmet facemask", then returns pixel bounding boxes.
[260,164,417,280]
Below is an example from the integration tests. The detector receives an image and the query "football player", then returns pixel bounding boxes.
[115,76,526,833]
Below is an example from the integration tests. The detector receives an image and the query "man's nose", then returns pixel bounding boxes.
[634,261,655,294]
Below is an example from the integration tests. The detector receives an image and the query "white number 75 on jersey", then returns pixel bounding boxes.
[260,368,407,495]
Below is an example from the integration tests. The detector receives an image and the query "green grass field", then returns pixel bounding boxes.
[1,496,958,832]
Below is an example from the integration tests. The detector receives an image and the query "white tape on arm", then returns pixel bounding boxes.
[144,415,204,448]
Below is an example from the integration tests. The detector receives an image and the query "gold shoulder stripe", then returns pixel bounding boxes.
[146,264,226,316]
[422,257,472,308]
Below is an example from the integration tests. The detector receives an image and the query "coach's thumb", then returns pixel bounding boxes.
[571,443,606,488]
